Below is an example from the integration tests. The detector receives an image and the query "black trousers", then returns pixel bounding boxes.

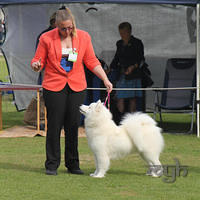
[43,84,86,171]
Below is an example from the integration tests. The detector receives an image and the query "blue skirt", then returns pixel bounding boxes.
[116,75,142,99]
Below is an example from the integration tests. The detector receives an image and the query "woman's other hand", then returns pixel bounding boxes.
[31,58,41,72]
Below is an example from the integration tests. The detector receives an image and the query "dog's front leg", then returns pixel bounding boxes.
[90,152,110,178]
[90,154,99,177]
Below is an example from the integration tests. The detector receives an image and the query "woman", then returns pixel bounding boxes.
[110,22,144,124]
[31,8,112,175]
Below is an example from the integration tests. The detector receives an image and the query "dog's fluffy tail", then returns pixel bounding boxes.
[120,112,164,154]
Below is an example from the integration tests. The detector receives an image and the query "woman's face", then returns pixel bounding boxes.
[119,28,131,42]
[57,19,73,38]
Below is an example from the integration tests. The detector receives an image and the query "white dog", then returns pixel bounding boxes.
[80,100,164,178]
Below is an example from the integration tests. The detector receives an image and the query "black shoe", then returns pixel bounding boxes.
[46,169,57,175]
[68,168,84,175]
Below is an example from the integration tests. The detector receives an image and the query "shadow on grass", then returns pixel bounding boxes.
[188,166,200,174]
[59,168,144,177]
[0,162,43,174]
[158,122,197,135]
[108,169,144,176]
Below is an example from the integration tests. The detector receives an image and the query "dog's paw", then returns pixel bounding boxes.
[90,171,98,177]
[90,173,96,177]
[151,170,163,178]
[151,167,163,178]
[146,166,163,177]
[90,173,105,178]
[146,166,154,176]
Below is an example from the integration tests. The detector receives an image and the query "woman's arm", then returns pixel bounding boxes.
[92,65,113,93]
[31,35,48,72]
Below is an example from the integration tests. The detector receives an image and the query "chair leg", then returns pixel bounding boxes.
[187,95,195,134]
[153,91,159,120]
[153,105,157,120]
[159,107,163,126]
[186,111,194,134]
[190,95,194,131]
[190,111,194,133]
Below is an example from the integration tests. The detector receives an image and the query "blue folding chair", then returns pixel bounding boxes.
[153,58,196,133]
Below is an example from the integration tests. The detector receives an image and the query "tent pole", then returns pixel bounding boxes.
[196,4,200,138]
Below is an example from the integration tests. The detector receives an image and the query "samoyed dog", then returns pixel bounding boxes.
[80,100,164,178]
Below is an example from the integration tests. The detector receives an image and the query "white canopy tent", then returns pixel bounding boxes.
[0,0,199,137]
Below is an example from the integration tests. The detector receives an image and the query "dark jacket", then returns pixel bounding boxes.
[110,35,144,79]
[35,26,54,50]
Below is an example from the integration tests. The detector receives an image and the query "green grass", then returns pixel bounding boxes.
[1,55,200,199]
[0,55,25,129]
[1,98,199,199]
[151,112,197,134]
[0,55,9,82]
[0,134,199,200]
[0,98,200,199]
[1,97,200,200]
[1,93,197,133]
[1,94,25,129]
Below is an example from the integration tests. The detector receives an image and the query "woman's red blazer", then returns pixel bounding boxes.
[31,28,100,92]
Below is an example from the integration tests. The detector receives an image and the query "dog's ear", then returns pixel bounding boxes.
[95,100,102,112]
[97,99,101,104]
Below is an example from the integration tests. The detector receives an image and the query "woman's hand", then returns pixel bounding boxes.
[124,65,136,75]
[31,58,41,72]
[103,78,113,93]
[92,65,113,93]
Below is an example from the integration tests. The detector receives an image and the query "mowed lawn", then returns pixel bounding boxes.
[1,56,200,199]
[0,99,200,200]
[0,96,200,200]
[0,133,199,200]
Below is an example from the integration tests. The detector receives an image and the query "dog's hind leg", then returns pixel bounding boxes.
[90,152,110,178]
[145,162,155,176]
[139,152,154,176]
[140,151,163,177]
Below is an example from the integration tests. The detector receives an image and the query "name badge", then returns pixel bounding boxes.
[68,51,78,62]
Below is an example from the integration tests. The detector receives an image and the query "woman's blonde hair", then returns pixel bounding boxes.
[56,7,77,37]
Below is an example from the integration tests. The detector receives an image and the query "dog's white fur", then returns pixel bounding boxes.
[80,100,164,178]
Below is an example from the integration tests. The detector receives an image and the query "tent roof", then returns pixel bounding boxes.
[0,0,199,5]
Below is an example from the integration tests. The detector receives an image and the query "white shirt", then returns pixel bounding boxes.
[62,48,72,55]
